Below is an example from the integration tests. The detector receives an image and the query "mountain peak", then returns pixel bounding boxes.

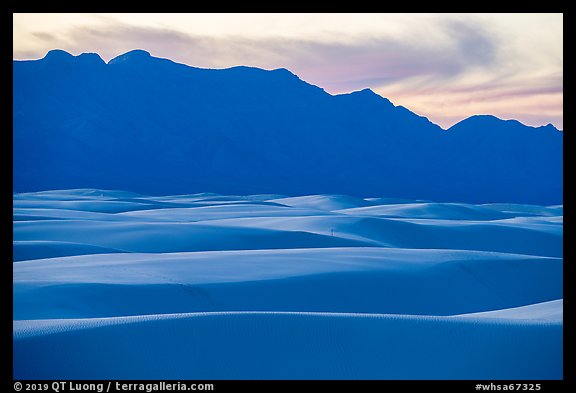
[450,115,561,133]
[76,52,106,66]
[272,67,296,76]
[341,88,394,107]
[108,50,152,65]
[450,114,523,130]
[539,123,561,132]
[358,87,378,95]
[43,49,74,62]
[41,50,105,66]
[461,114,503,123]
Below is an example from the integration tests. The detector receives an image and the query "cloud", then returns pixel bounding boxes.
[15,18,500,88]
[31,32,58,42]
[12,17,562,129]
[440,18,498,68]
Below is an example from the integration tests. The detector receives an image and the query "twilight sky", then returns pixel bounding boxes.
[13,13,563,129]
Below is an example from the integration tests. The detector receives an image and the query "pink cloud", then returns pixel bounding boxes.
[14,19,562,130]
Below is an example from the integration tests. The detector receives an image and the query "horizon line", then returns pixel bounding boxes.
[13,48,563,133]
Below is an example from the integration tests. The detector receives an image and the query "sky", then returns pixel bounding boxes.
[13,13,563,130]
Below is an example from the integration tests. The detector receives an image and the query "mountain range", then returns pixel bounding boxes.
[13,49,563,204]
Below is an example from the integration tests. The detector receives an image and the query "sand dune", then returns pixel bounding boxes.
[14,207,561,257]
[13,241,128,262]
[117,203,335,221]
[337,202,514,220]
[14,310,561,380]
[455,299,563,321]
[13,189,563,379]
[270,194,374,211]
[195,215,562,257]
[14,248,561,319]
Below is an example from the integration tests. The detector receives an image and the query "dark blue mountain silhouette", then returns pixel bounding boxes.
[13,50,562,204]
